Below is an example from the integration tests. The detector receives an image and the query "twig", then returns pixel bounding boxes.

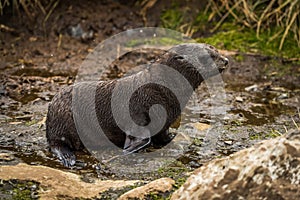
[256,0,276,38]
[284,125,288,133]
[212,0,243,32]
[241,0,257,23]
[0,24,16,32]
[0,0,10,15]
[36,0,46,15]
[292,117,299,129]
[19,0,33,21]
[224,0,249,27]
[279,11,298,50]
[57,33,62,49]
[140,0,157,26]
[43,0,60,24]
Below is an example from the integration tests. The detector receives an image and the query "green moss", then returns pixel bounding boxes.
[173,177,187,189]
[192,138,203,146]
[249,133,262,140]
[98,182,144,199]
[265,129,282,138]
[161,6,183,30]
[250,129,282,140]
[159,2,299,59]
[156,161,187,179]
[25,119,37,126]
[196,23,300,59]
[146,192,171,200]
[0,179,39,200]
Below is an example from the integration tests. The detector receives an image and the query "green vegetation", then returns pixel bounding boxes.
[249,129,282,140]
[160,0,300,59]
[161,7,183,31]
[98,182,145,199]
[192,138,203,146]
[265,129,282,138]
[153,161,188,198]
[0,179,39,200]
[197,23,300,59]
[206,0,300,51]
[25,119,37,126]
[146,191,172,200]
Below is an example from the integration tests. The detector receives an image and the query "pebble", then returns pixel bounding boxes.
[224,140,233,145]
[0,152,15,161]
[245,84,258,92]
[235,96,243,102]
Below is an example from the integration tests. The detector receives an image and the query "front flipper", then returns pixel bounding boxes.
[152,130,176,146]
[123,129,151,155]
[51,146,76,167]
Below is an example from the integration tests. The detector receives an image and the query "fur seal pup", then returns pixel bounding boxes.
[46,43,229,167]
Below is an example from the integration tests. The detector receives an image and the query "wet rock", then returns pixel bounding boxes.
[0,115,11,121]
[67,24,94,42]
[118,178,175,200]
[0,84,7,96]
[191,122,211,131]
[0,152,15,162]
[0,163,138,199]
[171,129,300,200]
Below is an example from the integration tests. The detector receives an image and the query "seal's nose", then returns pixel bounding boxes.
[224,57,229,66]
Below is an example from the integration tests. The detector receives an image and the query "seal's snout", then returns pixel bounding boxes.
[224,57,229,66]
[217,56,229,73]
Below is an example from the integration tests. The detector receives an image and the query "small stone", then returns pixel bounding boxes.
[191,122,211,131]
[224,140,233,145]
[29,37,38,42]
[235,96,243,102]
[0,153,15,161]
[245,84,258,92]
[0,115,11,121]
[277,93,289,100]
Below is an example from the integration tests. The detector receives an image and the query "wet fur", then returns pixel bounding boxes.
[46,43,228,167]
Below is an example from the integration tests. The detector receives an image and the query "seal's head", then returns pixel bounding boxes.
[158,43,228,83]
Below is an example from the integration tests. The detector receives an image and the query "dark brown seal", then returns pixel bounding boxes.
[46,43,229,167]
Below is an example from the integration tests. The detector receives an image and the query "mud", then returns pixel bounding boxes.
[0,0,299,183]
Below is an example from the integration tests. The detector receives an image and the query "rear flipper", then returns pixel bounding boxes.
[51,146,76,167]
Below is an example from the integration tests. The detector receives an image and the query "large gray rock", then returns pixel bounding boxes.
[172,129,300,200]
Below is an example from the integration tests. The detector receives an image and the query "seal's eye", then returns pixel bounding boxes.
[174,55,185,60]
